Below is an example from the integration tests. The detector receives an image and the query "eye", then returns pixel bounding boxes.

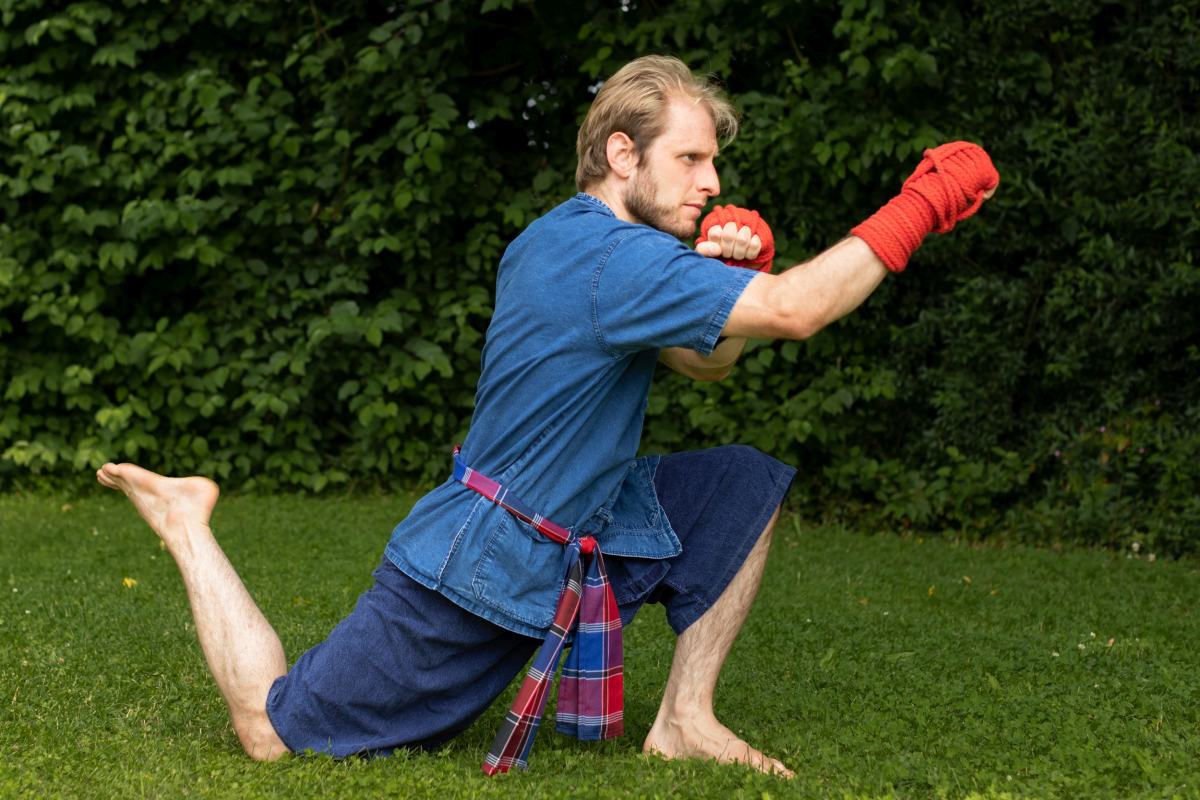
[682,153,698,163]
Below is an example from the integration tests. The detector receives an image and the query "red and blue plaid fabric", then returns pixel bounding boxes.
[451,447,624,775]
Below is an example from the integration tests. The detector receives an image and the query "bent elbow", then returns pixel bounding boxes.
[801,320,829,340]
[774,315,823,342]
[686,364,732,382]
[763,285,824,341]
[703,365,733,382]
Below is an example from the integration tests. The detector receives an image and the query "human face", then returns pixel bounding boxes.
[622,97,721,239]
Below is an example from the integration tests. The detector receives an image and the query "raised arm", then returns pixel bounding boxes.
[722,236,885,340]
[725,141,999,341]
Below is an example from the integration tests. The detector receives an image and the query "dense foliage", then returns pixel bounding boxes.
[2,0,1196,552]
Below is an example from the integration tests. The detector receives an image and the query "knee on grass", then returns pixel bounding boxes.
[234,714,290,761]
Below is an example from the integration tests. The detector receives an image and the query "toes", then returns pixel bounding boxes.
[96,466,119,489]
[746,748,792,778]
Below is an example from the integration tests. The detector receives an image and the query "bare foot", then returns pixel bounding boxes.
[96,463,219,547]
[643,712,794,778]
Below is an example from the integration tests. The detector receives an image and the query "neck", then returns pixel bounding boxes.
[585,181,633,224]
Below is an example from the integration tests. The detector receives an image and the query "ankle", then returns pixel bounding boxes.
[656,693,714,726]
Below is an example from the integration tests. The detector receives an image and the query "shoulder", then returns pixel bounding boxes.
[605,225,708,274]
[503,194,632,260]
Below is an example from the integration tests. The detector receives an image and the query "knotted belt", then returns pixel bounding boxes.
[451,446,624,775]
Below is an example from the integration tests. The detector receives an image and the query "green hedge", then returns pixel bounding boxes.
[2,0,1197,553]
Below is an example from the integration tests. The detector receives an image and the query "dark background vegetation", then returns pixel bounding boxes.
[1,0,1196,553]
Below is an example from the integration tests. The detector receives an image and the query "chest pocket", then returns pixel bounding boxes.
[588,456,682,559]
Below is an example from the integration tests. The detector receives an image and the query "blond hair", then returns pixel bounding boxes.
[575,55,738,191]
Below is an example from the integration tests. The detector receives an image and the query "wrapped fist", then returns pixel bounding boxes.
[696,205,775,273]
[850,141,999,272]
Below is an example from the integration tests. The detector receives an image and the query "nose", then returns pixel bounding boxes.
[698,160,720,197]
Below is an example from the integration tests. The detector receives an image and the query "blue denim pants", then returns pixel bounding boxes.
[266,444,795,756]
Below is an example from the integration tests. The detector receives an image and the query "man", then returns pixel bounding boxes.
[96,55,997,776]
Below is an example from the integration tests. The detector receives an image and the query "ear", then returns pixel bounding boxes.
[605,132,638,180]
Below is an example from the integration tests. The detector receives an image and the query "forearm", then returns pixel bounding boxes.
[723,236,887,341]
[659,335,748,381]
[771,236,888,339]
[722,141,998,343]
[695,334,749,373]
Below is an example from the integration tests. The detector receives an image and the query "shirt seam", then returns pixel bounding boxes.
[590,235,629,360]
[433,490,486,582]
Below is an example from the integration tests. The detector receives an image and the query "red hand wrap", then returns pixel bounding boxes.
[696,205,775,272]
[850,141,999,272]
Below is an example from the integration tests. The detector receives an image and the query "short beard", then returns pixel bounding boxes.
[623,168,693,239]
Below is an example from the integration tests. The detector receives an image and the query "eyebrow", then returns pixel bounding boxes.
[676,143,719,159]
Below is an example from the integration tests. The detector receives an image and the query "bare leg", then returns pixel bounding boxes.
[97,462,289,760]
[643,506,793,777]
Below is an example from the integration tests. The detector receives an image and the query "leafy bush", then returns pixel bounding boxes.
[2,0,1196,552]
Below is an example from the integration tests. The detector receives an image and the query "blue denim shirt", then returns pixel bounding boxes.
[385,193,755,638]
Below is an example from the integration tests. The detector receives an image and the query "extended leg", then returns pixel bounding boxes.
[97,462,289,760]
[642,506,792,777]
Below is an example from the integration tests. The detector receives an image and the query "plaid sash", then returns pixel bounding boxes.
[451,447,624,775]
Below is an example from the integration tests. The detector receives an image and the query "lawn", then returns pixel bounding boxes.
[2,491,1198,799]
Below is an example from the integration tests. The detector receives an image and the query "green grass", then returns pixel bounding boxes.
[2,491,1199,799]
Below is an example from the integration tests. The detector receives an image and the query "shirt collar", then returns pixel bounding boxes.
[574,192,615,217]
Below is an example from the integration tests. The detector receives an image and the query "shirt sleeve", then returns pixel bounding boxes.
[591,227,756,356]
